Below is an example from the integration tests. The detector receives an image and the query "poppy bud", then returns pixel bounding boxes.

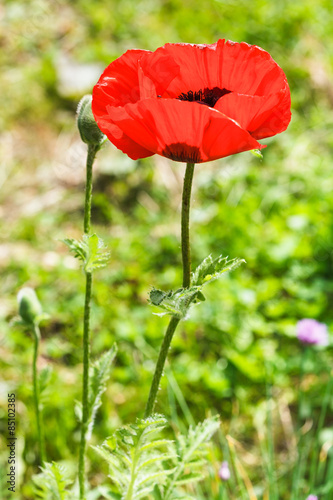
[77,95,105,147]
[17,287,43,325]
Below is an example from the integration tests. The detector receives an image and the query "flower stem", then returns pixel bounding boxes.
[83,145,97,234]
[79,144,98,500]
[181,162,195,288]
[144,162,195,418]
[32,324,46,464]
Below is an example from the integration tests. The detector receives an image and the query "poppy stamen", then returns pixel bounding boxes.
[177,87,231,108]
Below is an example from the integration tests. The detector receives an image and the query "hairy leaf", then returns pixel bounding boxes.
[93,414,174,500]
[191,254,245,287]
[149,254,244,320]
[87,344,117,440]
[33,462,72,500]
[149,287,202,319]
[162,415,220,500]
[63,233,110,272]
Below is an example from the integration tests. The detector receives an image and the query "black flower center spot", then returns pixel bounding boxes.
[177,87,231,108]
[162,143,203,163]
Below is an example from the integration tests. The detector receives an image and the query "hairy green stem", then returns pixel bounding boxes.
[32,324,46,464]
[144,162,195,418]
[83,145,97,234]
[79,144,97,500]
[181,162,195,288]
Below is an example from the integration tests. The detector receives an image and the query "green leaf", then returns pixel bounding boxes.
[191,254,245,287]
[174,473,203,486]
[149,287,202,319]
[153,485,163,500]
[150,289,169,306]
[87,344,117,440]
[149,255,245,319]
[93,414,173,500]
[162,416,220,500]
[32,462,72,500]
[74,400,82,423]
[149,254,244,321]
[63,233,110,272]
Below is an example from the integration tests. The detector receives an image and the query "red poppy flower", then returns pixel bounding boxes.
[92,40,291,163]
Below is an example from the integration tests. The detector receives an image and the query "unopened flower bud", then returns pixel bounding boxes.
[218,461,230,481]
[17,287,43,325]
[77,95,105,146]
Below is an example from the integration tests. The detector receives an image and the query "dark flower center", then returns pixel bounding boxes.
[177,86,231,108]
[162,143,203,163]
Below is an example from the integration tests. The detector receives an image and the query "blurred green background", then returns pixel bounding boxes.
[0,0,332,498]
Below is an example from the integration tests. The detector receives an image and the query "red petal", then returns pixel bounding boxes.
[94,117,154,160]
[202,108,265,161]
[92,49,150,109]
[92,49,155,159]
[107,99,262,163]
[216,40,288,96]
[215,89,291,139]
[138,64,157,100]
[139,40,288,99]
[139,52,181,96]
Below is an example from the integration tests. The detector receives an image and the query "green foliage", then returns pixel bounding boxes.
[162,415,220,500]
[191,255,245,287]
[149,255,244,318]
[63,234,110,273]
[94,415,219,500]
[32,462,72,500]
[93,414,174,500]
[149,287,203,319]
[88,345,117,439]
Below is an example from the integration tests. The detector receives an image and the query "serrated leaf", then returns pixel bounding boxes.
[191,254,245,287]
[150,255,244,322]
[93,414,172,500]
[174,473,203,486]
[149,287,202,319]
[63,233,110,272]
[138,454,177,471]
[87,344,117,440]
[32,462,72,500]
[139,439,173,452]
[183,416,220,464]
[137,470,170,487]
[162,416,220,500]
[153,485,163,500]
[63,238,86,262]
[74,401,82,423]
[150,288,169,306]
